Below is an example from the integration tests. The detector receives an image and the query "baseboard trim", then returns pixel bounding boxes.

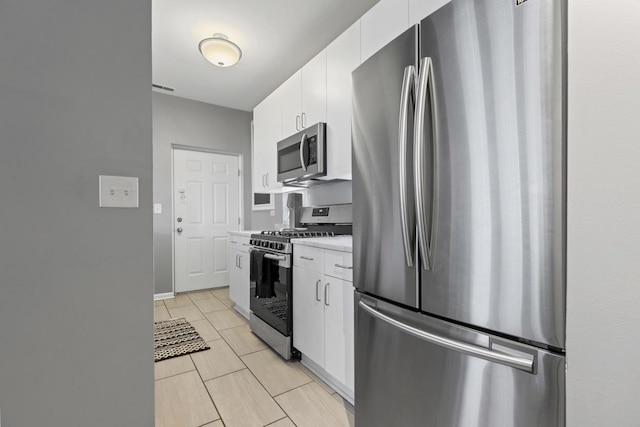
[154,292,174,301]
[300,352,354,405]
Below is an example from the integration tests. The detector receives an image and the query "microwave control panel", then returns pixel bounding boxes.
[312,207,329,217]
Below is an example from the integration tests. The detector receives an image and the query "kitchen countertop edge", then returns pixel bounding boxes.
[228,230,260,237]
[291,236,353,253]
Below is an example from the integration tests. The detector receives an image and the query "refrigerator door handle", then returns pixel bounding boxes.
[414,57,438,271]
[358,300,535,373]
[398,65,416,268]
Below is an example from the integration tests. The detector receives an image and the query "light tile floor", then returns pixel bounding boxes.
[155,288,355,427]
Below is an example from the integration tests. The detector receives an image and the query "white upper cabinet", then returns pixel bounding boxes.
[280,71,302,139]
[281,50,327,138]
[409,0,451,25]
[325,20,361,180]
[252,89,282,192]
[360,0,410,63]
[301,50,327,129]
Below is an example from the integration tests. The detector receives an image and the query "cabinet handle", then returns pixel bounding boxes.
[315,280,321,302]
[324,283,330,306]
[301,112,306,128]
[235,254,240,268]
[238,255,242,269]
[300,256,314,261]
[262,174,266,188]
[230,240,238,244]
[296,115,301,131]
[242,243,250,246]
[334,263,353,270]
[266,173,269,186]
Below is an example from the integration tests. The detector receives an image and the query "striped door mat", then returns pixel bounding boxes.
[154,318,210,362]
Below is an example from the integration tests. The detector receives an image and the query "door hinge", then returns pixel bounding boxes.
[238,169,241,177]
[238,217,241,225]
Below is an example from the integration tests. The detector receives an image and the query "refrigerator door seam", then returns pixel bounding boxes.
[413,57,438,271]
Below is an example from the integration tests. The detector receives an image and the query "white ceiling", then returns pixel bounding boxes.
[152,0,379,112]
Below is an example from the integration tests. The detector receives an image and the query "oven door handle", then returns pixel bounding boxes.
[264,253,286,261]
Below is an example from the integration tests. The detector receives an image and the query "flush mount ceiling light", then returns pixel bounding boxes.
[198,33,242,68]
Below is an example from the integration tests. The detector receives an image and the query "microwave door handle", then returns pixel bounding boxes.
[299,133,308,171]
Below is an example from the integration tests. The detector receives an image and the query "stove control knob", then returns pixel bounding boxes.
[261,241,269,248]
[249,239,254,246]
[278,243,285,251]
[269,242,276,249]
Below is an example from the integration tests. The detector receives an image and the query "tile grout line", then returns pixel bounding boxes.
[264,416,297,427]
[181,288,309,427]
[195,293,320,425]
[190,351,226,427]
[154,364,197,382]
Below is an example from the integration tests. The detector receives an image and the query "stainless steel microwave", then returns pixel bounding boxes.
[276,122,326,184]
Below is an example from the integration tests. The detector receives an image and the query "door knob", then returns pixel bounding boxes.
[176,227,183,233]
[177,217,183,222]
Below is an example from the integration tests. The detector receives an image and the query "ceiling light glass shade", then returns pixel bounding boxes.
[198,34,242,68]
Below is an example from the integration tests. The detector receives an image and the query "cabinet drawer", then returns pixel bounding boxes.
[324,250,353,282]
[229,234,251,252]
[293,245,325,271]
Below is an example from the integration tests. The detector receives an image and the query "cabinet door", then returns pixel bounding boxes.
[235,251,251,318]
[300,50,327,129]
[343,284,355,392]
[252,101,269,192]
[280,71,302,138]
[409,0,450,25]
[264,87,282,191]
[323,276,347,385]
[293,266,325,365]
[360,0,409,63]
[326,21,360,180]
[229,248,242,307]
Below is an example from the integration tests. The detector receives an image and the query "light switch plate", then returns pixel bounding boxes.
[99,175,139,208]
[153,203,162,214]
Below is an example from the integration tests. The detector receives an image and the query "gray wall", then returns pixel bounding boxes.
[152,93,280,295]
[567,1,640,425]
[0,0,153,426]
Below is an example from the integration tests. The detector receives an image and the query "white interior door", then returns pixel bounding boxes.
[173,149,240,293]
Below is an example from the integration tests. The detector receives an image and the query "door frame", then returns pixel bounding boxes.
[171,144,244,295]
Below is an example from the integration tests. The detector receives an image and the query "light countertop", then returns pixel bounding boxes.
[291,235,353,253]
[228,230,260,237]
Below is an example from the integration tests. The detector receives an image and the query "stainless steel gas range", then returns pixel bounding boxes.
[249,204,352,360]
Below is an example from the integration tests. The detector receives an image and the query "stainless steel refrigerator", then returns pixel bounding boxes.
[352,0,566,426]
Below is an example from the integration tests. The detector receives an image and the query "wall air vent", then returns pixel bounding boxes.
[152,84,175,92]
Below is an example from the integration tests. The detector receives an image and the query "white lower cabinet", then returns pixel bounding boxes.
[293,246,354,400]
[228,234,251,319]
[323,275,355,389]
[293,267,325,364]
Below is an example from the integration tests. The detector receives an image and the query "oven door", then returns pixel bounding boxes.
[277,123,326,183]
[249,248,293,337]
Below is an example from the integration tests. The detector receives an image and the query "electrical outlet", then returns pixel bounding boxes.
[270,210,275,216]
[99,175,139,208]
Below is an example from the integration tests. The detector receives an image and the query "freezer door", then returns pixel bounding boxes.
[352,26,419,308]
[355,294,565,427]
[417,0,566,348]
